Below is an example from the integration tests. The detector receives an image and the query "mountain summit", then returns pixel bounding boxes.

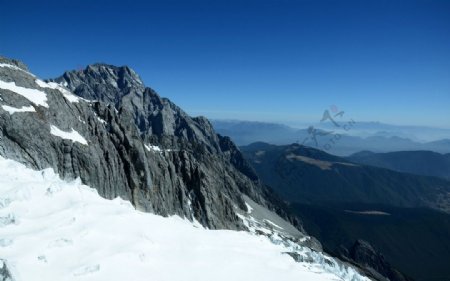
[1,56,293,230]
[0,56,376,281]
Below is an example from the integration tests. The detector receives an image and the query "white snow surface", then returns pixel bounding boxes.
[245,202,254,214]
[97,117,107,124]
[50,125,88,145]
[93,112,107,125]
[264,219,283,230]
[35,79,80,103]
[144,144,174,153]
[144,144,163,152]
[0,156,355,281]
[1,105,35,114]
[0,80,48,107]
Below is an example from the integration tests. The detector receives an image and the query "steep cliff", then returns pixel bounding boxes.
[0,56,293,230]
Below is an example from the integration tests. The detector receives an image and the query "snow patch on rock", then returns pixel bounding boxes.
[145,144,162,153]
[35,79,80,103]
[97,117,107,124]
[245,202,253,214]
[50,125,88,145]
[0,80,48,107]
[1,105,35,114]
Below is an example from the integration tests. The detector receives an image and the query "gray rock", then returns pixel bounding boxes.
[0,56,379,281]
[0,56,295,230]
[0,259,13,281]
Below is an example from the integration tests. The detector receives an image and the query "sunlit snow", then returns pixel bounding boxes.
[50,125,88,145]
[97,117,107,124]
[35,79,80,103]
[0,80,48,107]
[145,144,163,152]
[1,105,35,114]
[0,156,349,281]
[245,202,254,214]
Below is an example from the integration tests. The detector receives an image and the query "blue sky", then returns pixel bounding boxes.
[1,0,449,127]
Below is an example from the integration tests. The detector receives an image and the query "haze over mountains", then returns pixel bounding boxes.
[241,142,450,213]
[0,56,374,281]
[212,120,450,156]
[2,55,449,281]
[348,150,450,181]
[217,115,450,281]
[1,1,449,281]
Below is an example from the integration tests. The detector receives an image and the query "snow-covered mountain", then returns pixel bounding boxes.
[0,156,370,281]
[0,56,371,280]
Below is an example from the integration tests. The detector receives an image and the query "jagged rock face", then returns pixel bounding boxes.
[56,64,220,148]
[0,56,285,230]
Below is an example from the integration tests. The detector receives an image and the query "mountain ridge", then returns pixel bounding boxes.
[0,56,297,231]
[348,150,450,180]
[0,55,425,281]
[241,141,450,212]
[212,120,450,155]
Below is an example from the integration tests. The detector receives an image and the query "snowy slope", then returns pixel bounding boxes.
[0,157,369,281]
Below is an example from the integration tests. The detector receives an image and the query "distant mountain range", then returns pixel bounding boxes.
[241,142,450,281]
[212,120,450,156]
[1,56,380,281]
[2,55,448,281]
[241,142,450,212]
[348,151,450,181]
[309,121,450,142]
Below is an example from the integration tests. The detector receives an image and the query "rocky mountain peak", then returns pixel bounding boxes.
[53,63,226,155]
[0,55,299,231]
[0,56,29,72]
[54,63,145,105]
[86,63,144,87]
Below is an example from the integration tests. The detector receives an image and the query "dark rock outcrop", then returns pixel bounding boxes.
[0,259,13,281]
[340,240,413,281]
